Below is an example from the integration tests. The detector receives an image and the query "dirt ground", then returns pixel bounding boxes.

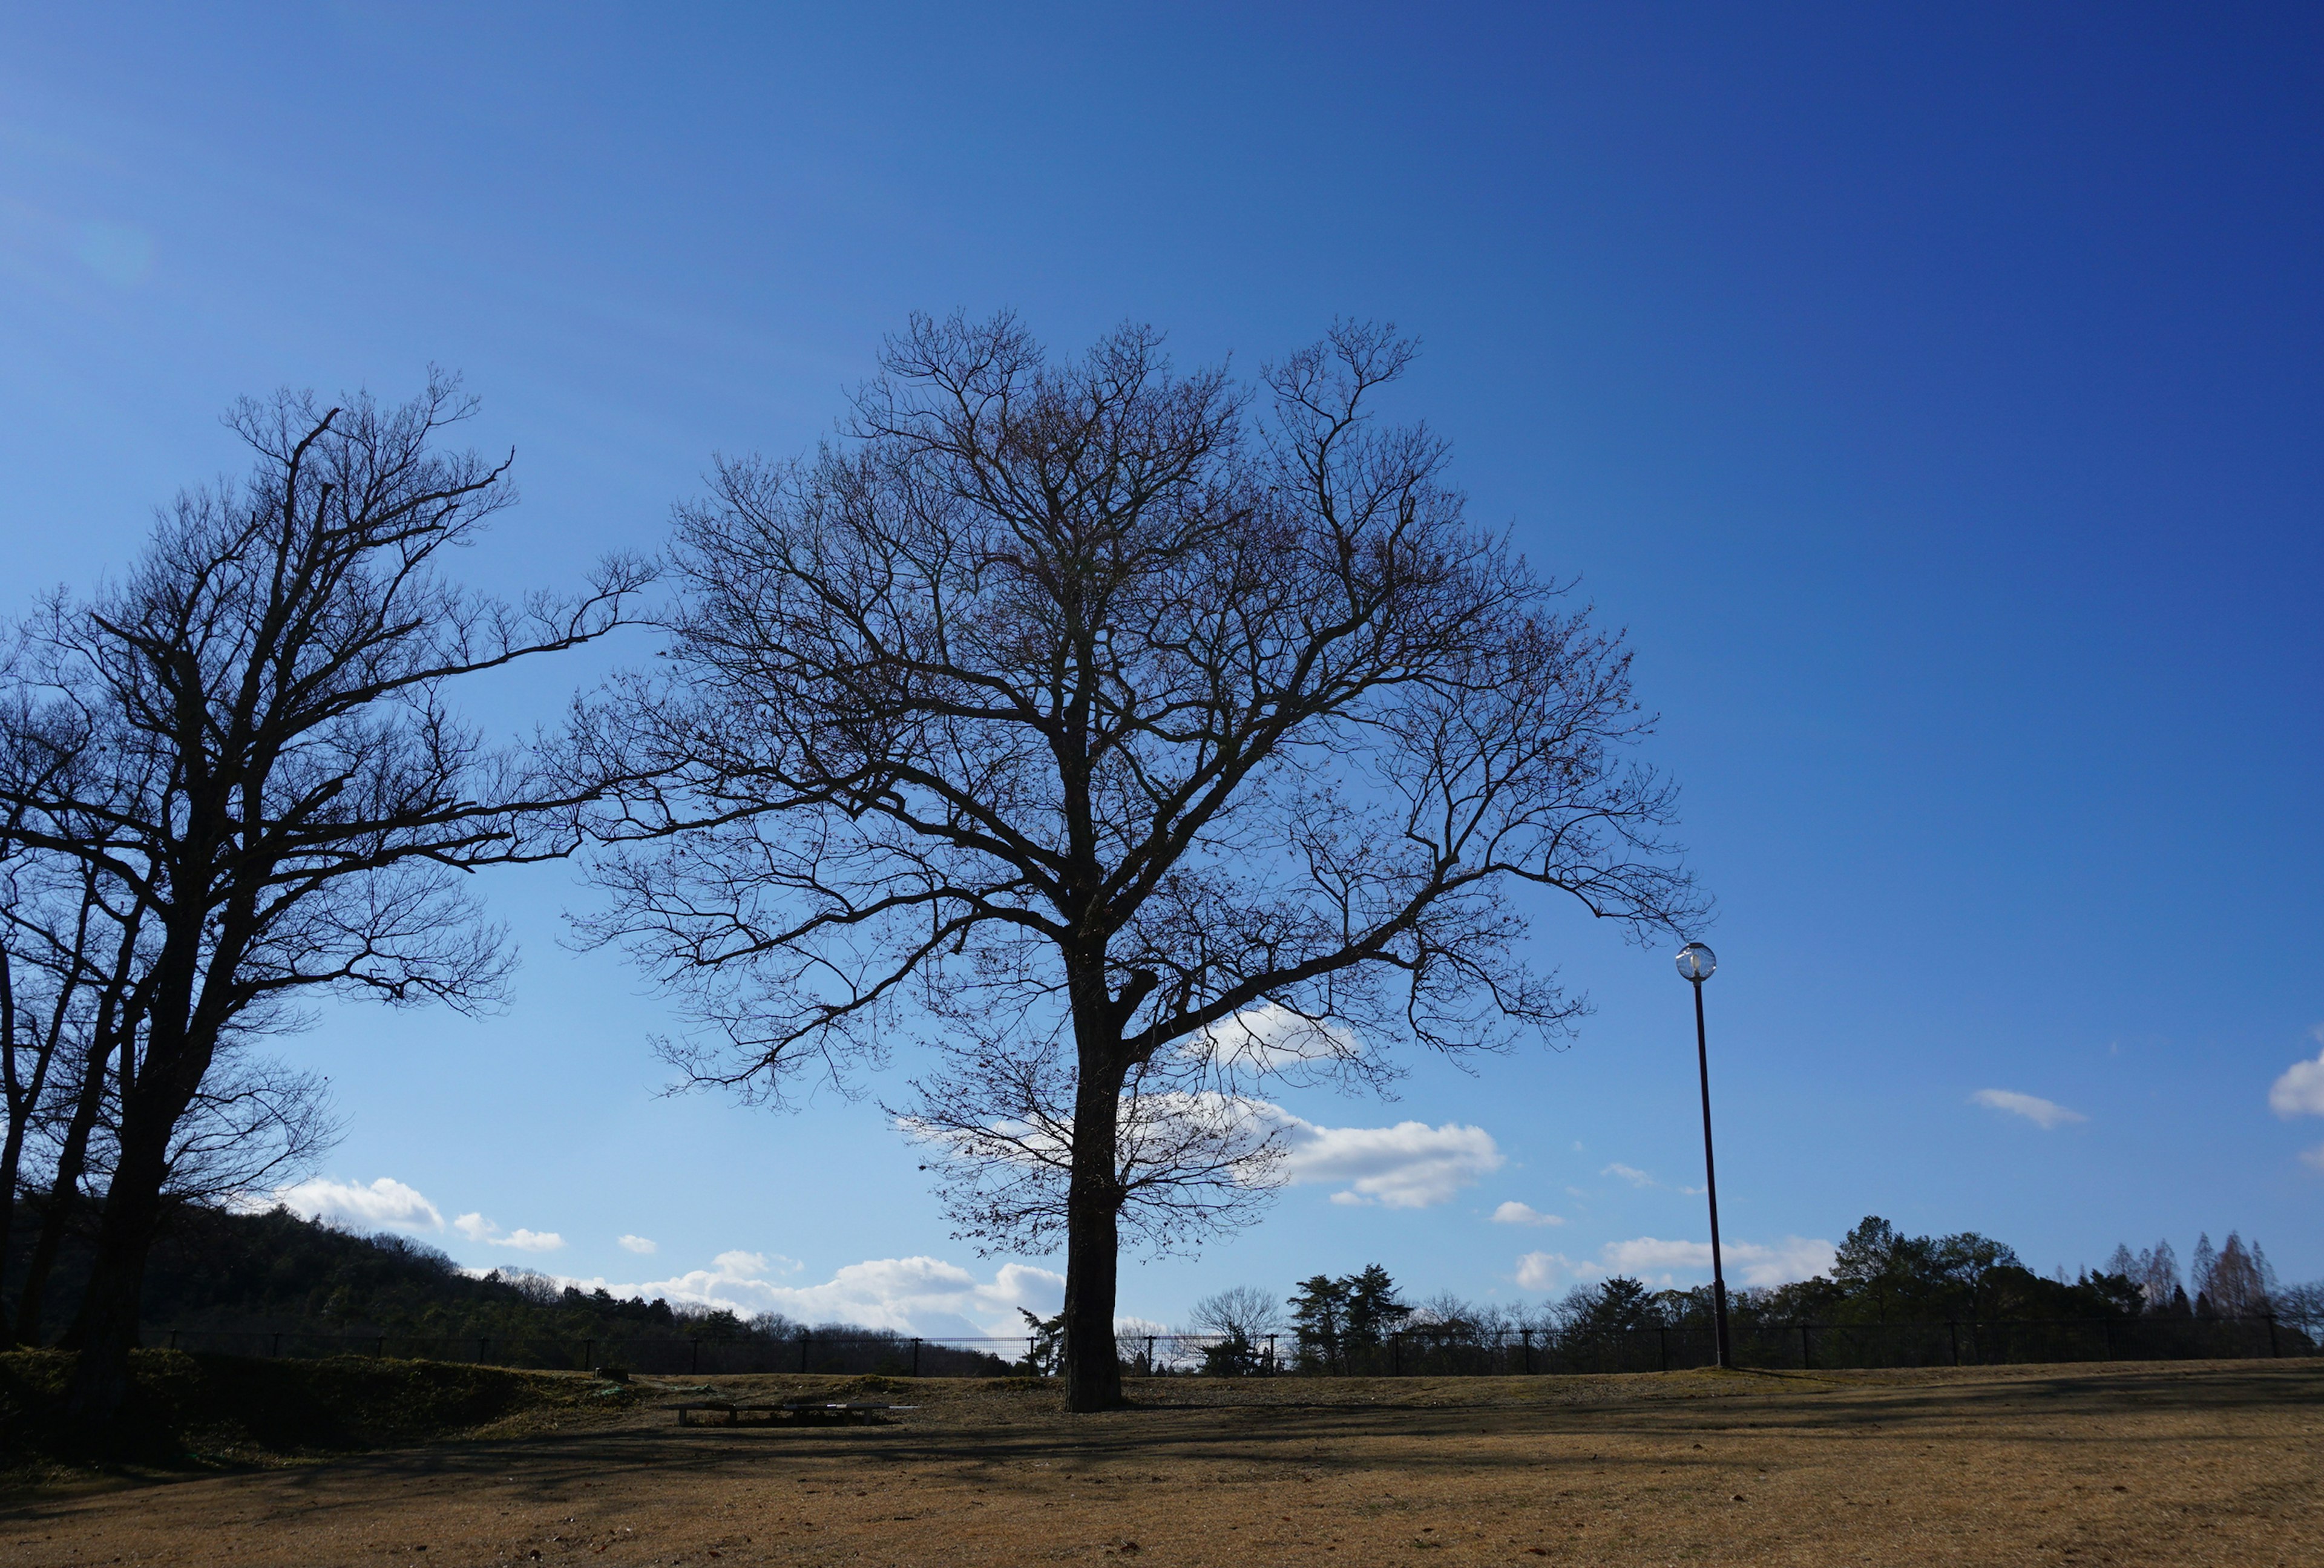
[1,1360,2317,1567]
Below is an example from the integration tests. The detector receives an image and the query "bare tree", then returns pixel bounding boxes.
[0,376,646,1422]
[6,891,149,1347]
[2200,1232,2275,1319]
[580,314,1700,1410]
[1,860,87,1340]
[1187,1284,1284,1341]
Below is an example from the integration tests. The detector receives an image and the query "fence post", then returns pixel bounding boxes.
[912,1337,922,1377]
[1143,1335,1155,1375]
[1800,1323,1812,1370]
[1266,1333,1278,1375]
[1392,1331,1402,1376]
[1027,1334,1037,1371]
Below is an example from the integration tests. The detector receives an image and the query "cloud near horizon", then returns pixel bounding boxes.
[269,1175,568,1251]
[454,1212,565,1252]
[269,1176,444,1233]
[1971,1088,2087,1129]
[552,1253,1064,1338]
[1515,1235,1837,1293]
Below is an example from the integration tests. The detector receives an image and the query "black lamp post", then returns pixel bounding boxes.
[1676,941,1732,1370]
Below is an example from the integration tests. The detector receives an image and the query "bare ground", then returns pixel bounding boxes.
[2,1360,2317,1566]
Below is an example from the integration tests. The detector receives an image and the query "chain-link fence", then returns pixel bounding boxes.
[148,1313,2317,1377]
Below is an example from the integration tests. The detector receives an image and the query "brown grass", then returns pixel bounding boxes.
[2,1359,2317,1566]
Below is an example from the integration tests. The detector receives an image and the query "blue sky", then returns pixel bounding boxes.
[4,3,2319,1335]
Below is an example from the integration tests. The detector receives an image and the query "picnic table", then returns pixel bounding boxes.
[675,1399,915,1428]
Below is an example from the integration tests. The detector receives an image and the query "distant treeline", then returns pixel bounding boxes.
[4,1199,2315,1375]
[1173,1216,2321,1375]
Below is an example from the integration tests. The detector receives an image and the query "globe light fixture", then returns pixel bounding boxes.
[1676,941,1732,1369]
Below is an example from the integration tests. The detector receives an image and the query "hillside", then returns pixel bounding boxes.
[3,1198,727,1345]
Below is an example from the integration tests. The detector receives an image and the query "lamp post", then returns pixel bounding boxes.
[1676,942,1732,1370]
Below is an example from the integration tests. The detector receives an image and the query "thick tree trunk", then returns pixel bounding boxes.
[15,1038,114,1345]
[60,1081,182,1426]
[1060,1040,1124,1412]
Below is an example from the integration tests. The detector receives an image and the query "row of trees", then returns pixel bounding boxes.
[1172,1218,2321,1375]
[5,317,1702,1419]
[2104,1234,2289,1320]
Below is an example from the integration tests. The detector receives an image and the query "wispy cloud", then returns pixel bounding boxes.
[453,1212,565,1253]
[617,1235,658,1255]
[1491,1201,1565,1227]
[270,1176,443,1233]
[1515,1235,1836,1293]
[1972,1089,2086,1129]
[2269,1032,2324,1117]
[1278,1115,1503,1207]
[1598,1162,1701,1196]
[2300,1144,2324,1173]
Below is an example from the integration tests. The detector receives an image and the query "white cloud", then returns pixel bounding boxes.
[271,1176,443,1233]
[453,1212,565,1253]
[1972,1089,2086,1129]
[1491,1201,1565,1227]
[1514,1235,1836,1293]
[2300,1144,2324,1173]
[1514,1251,1572,1291]
[907,1078,1501,1212]
[2269,1036,2324,1117]
[1184,1003,1364,1076]
[559,1253,1063,1337]
[617,1235,658,1255]
[1275,1114,1503,1207]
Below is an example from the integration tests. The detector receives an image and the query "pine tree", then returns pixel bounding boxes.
[1288,1276,1350,1372]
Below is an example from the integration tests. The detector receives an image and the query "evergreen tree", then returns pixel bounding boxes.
[1287,1275,1350,1371]
[1341,1264,1412,1353]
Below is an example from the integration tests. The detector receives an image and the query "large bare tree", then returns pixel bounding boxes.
[0,378,645,1421]
[582,315,1700,1411]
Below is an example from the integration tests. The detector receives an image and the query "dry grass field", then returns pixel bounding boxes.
[2,1360,2317,1567]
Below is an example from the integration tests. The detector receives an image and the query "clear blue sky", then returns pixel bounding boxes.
[5,3,2318,1335]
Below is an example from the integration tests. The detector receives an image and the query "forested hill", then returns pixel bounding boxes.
[1,1200,741,1345]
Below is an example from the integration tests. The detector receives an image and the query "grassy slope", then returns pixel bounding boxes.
[0,1348,638,1477]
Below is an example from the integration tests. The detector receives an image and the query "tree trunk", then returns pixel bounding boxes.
[59,1078,182,1426]
[0,1118,25,1347]
[14,1037,114,1345]
[1060,1044,1124,1412]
